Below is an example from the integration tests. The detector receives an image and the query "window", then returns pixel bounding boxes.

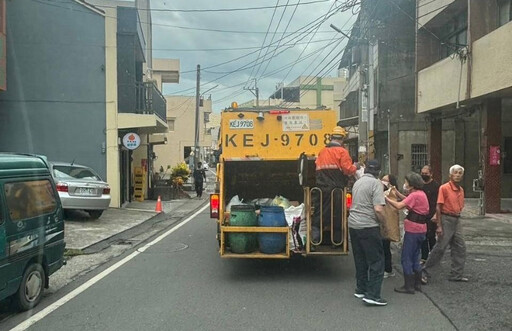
[5,180,58,221]
[411,144,428,173]
[499,0,512,27]
[53,166,101,181]
[439,11,468,59]
[167,118,175,131]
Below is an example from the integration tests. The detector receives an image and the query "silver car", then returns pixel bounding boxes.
[49,162,111,219]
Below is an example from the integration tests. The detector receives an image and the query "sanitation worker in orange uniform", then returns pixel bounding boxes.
[312,126,358,244]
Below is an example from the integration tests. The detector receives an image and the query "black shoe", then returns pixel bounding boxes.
[394,274,415,294]
[362,297,388,306]
[414,271,422,292]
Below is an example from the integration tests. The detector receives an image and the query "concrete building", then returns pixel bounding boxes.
[338,0,427,179]
[0,0,107,180]
[153,95,212,174]
[0,0,177,207]
[268,76,347,116]
[416,0,512,212]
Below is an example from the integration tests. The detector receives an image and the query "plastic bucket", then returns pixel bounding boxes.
[228,205,258,253]
[258,206,287,254]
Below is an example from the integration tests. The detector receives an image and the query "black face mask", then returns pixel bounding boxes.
[421,175,431,182]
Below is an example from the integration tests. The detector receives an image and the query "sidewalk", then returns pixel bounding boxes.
[64,168,217,252]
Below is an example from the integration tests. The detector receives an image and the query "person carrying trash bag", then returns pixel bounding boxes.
[311,126,358,244]
[385,172,429,294]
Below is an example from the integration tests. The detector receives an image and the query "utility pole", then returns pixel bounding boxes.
[244,78,259,107]
[193,64,200,171]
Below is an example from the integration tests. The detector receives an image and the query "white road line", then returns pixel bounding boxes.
[10,203,210,331]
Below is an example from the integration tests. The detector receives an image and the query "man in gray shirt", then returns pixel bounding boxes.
[349,159,387,306]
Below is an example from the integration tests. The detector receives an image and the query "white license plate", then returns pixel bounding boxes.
[76,187,96,195]
[229,119,254,129]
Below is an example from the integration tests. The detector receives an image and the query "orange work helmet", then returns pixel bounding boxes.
[331,126,347,139]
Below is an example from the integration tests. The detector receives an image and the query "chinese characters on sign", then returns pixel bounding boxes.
[282,114,310,132]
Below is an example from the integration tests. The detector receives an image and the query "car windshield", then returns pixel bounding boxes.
[53,166,101,181]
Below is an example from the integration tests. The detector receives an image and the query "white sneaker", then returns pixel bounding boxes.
[363,297,388,306]
[384,271,395,278]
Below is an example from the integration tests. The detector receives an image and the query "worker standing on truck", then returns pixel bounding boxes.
[312,126,358,244]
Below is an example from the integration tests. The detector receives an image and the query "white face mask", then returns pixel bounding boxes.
[403,183,409,192]
[381,180,389,188]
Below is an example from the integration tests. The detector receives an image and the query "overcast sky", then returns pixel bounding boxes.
[150,0,357,111]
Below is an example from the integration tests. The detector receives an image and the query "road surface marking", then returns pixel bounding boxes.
[10,203,209,331]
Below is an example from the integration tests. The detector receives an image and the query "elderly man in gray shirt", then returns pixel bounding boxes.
[349,159,387,306]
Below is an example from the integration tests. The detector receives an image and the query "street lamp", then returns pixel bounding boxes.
[330,24,351,39]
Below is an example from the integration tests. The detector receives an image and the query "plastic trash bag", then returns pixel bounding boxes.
[284,204,306,250]
[226,195,244,212]
[271,195,291,209]
[354,163,365,180]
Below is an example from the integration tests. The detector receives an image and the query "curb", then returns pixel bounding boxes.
[66,199,210,255]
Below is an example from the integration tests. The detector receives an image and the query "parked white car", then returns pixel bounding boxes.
[49,162,111,219]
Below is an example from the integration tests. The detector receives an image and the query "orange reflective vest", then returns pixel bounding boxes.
[315,142,356,190]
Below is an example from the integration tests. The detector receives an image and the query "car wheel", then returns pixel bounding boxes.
[88,210,104,219]
[14,263,45,311]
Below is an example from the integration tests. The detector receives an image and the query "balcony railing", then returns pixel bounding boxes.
[135,81,167,122]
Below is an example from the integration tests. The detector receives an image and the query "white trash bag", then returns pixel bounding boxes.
[226,195,243,212]
[284,204,305,250]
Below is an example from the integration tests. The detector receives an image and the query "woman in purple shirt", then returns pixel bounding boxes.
[385,172,429,294]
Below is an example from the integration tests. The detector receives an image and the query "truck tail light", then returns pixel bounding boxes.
[210,194,220,219]
[103,187,111,194]
[56,183,69,193]
[346,193,352,209]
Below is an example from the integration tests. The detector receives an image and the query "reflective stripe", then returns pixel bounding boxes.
[316,164,340,170]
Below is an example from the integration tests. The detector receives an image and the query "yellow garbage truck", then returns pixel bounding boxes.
[210,105,351,259]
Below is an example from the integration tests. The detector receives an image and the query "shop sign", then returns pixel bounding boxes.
[122,133,141,150]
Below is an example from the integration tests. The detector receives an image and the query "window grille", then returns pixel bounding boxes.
[411,144,428,173]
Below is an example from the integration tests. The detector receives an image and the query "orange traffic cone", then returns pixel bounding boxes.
[155,195,163,213]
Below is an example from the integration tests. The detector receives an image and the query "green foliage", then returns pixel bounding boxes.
[170,162,190,187]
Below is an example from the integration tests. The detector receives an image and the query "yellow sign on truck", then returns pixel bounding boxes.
[210,106,350,259]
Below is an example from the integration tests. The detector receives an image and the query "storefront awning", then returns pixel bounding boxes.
[337,116,359,127]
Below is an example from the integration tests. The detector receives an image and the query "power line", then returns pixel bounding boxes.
[245,0,281,88]
[38,0,350,35]
[173,6,344,93]
[255,0,295,80]
[11,37,338,52]
[193,37,344,106]
[91,0,331,12]
[202,37,339,75]
[280,0,340,84]
[258,0,304,79]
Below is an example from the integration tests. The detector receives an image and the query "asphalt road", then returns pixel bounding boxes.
[2,207,458,331]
